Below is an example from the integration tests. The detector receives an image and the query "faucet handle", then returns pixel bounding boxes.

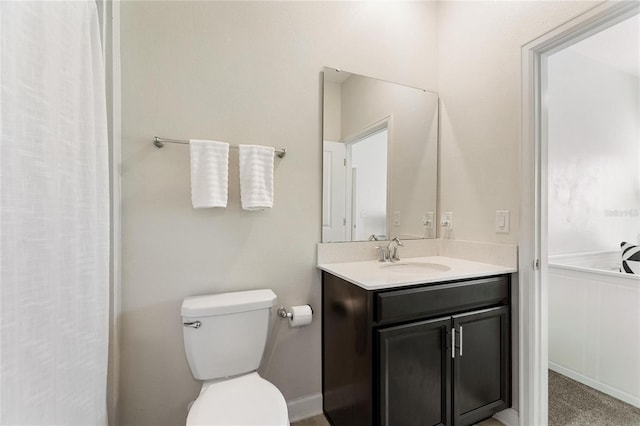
[392,236,404,247]
[375,246,390,262]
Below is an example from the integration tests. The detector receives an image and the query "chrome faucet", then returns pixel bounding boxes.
[376,237,404,262]
[388,237,404,262]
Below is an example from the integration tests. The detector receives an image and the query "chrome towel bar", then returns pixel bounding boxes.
[153,136,287,158]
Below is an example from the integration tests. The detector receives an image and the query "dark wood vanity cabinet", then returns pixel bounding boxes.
[322,272,511,426]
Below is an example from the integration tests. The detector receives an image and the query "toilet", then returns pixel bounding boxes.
[181,289,289,426]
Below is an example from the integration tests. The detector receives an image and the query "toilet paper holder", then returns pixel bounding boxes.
[277,305,313,319]
[277,307,293,319]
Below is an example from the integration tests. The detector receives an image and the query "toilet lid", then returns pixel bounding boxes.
[187,372,289,426]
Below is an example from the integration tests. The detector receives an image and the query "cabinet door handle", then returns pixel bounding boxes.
[459,326,463,356]
[451,327,455,359]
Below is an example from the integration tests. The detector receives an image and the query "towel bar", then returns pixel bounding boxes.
[153,137,286,158]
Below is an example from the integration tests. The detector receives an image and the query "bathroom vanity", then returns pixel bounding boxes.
[320,257,513,426]
[320,66,516,426]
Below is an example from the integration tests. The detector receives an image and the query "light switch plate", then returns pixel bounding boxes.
[496,210,510,233]
[393,211,400,226]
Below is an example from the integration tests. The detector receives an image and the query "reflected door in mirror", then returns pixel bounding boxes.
[323,141,347,242]
[348,128,387,241]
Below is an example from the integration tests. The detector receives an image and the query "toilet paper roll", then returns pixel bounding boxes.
[289,305,313,327]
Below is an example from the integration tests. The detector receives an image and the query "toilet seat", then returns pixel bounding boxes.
[186,372,289,426]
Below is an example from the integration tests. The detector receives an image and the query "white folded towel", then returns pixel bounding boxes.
[189,139,229,208]
[239,144,275,210]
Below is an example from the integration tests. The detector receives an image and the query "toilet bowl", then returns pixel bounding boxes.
[181,289,289,426]
[186,373,288,426]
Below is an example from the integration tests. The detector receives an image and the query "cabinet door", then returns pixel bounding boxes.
[452,306,510,426]
[377,317,452,426]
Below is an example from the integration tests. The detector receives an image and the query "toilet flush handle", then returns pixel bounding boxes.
[183,321,201,329]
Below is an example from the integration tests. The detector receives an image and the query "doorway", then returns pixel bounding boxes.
[520,2,640,425]
[544,12,640,425]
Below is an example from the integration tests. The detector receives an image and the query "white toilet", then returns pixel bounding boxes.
[181,289,289,426]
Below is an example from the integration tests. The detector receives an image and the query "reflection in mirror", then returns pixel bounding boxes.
[322,67,439,242]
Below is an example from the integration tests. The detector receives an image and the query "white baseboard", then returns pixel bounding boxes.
[549,362,640,408]
[493,408,519,426]
[287,393,323,423]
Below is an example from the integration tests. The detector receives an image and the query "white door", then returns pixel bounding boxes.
[349,128,388,241]
[322,141,346,242]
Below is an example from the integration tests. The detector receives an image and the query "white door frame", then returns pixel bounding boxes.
[520,2,639,425]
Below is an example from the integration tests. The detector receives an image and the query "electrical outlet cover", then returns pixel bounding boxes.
[441,212,453,230]
[423,212,434,228]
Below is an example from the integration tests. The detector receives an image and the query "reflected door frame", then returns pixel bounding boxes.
[520,2,639,426]
[343,116,393,241]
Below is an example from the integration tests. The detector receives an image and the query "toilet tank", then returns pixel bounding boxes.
[181,289,277,381]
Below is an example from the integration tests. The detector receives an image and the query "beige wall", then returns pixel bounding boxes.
[119,2,438,425]
[322,81,341,142]
[437,1,597,244]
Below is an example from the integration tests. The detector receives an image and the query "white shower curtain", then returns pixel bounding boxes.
[0,1,109,425]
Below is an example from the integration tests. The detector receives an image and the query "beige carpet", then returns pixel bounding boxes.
[549,370,640,426]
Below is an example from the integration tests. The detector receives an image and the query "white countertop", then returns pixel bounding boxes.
[317,256,516,290]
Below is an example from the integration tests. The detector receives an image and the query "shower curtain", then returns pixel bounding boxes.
[0,1,109,424]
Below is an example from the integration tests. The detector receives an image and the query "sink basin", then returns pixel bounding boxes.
[380,262,451,274]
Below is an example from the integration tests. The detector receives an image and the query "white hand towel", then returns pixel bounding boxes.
[189,139,229,208]
[239,144,275,210]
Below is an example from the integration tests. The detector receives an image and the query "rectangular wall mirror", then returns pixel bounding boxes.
[322,67,439,242]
